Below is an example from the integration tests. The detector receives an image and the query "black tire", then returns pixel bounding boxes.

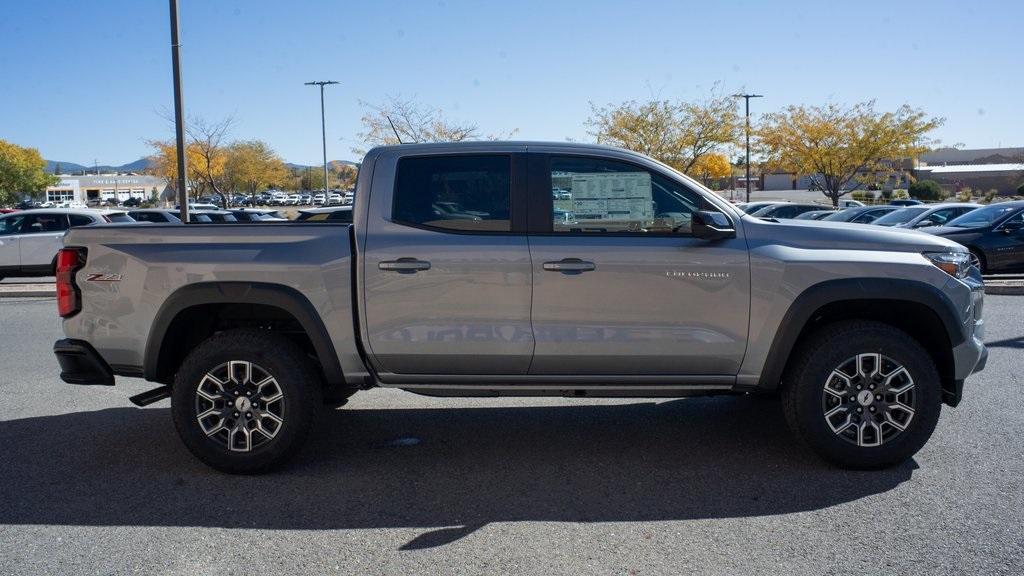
[171,329,323,474]
[781,320,941,469]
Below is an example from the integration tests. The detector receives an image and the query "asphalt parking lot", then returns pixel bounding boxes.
[1,297,1022,575]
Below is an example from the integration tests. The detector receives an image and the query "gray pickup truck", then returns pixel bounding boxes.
[53,142,987,473]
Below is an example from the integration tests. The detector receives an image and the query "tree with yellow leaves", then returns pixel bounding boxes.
[0,139,58,205]
[688,152,733,188]
[757,101,942,207]
[227,141,287,202]
[586,93,740,174]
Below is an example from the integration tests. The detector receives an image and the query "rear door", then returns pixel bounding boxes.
[17,212,69,271]
[360,148,534,375]
[526,152,750,375]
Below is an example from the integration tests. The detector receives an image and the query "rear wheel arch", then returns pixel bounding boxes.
[758,278,962,402]
[145,282,346,389]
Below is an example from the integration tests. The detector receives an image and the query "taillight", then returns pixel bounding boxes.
[56,248,86,318]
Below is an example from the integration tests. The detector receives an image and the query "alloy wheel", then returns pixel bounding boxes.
[821,353,915,447]
[194,360,285,452]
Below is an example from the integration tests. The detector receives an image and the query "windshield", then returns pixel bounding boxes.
[947,204,1021,227]
[873,206,927,226]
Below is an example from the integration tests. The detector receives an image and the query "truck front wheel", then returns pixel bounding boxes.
[781,321,942,469]
[171,329,323,474]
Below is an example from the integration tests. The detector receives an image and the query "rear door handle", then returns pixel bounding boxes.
[542,258,596,274]
[378,258,431,273]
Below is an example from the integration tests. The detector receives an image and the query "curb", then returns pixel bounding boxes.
[0,285,56,298]
[984,283,1024,296]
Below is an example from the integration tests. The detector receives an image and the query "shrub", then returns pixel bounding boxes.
[984,189,998,203]
[1018,182,1024,195]
[956,187,973,202]
[908,179,944,201]
[891,188,910,200]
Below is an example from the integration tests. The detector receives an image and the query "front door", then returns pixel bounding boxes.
[528,154,750,375]
[0,214,25,270]
[989,209,1024,271]
[16,212,68,272]
[360,150,534,375]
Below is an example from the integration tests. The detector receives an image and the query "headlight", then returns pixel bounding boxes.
[923,251,971,279]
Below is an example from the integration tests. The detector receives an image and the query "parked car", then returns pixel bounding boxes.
[872,203,980,229]
[821,205,901,224]
[229,209,287,222]
[920,201,1024,273]
[294,206,353,223]
[55,141,985,474]
[838,199,865,208]
[175,202,219,211]
[736,201,787,214]
[751,203,829,219]
[313,193,327,205]
[327,193,344,205]
[890,199,924,206]
[0,208,18,214]
[0,209,135,279]
[793,209,838,220]
[127,209,183,224]
[192,210,238,223]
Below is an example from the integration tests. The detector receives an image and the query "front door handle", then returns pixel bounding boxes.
[542,258,596,274]
[378,258,431,273]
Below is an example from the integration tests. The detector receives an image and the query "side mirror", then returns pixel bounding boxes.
[915,219,936,228]
[692,210,736,240]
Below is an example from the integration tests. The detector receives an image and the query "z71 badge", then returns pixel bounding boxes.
[86,273,122,282]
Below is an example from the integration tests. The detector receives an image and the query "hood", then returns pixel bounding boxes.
[741,216,967,253]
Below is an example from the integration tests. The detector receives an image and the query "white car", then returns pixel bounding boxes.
[313,193,326,205]
[0,209,135,280]
[327,193,343,205]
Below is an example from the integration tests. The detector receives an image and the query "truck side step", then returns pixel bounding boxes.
[129,386,172,407]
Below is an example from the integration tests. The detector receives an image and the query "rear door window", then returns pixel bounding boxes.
[393,155,511,232]
[19,213,69,234]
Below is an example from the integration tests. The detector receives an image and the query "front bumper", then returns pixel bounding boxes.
[54,339,114,386]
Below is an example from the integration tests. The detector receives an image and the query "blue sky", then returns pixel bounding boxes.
[1,0,1020,166]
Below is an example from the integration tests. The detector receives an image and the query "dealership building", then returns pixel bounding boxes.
[44,174,168,204]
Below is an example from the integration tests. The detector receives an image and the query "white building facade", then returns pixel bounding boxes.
[45,175,168,205]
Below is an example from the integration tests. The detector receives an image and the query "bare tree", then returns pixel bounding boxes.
[355,95,516,154]
[185,116,234,206]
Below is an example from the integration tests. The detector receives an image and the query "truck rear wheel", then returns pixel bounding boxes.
[781,321,942,469]
[171,329,323,474]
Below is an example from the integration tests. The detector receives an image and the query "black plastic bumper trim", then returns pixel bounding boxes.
[53,339,114,386]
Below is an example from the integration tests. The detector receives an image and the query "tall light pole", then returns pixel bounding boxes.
[732,93,762,203]
[304,80,339,195]
[169,0,189,222]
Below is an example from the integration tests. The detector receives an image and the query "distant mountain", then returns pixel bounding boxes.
[46,158,151,175]
[286,160,360,170]
[48,157,355,175]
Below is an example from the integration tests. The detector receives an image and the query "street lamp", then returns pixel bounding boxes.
[169,0,189,222]
[304,80,340,196]
[732,93,762,203]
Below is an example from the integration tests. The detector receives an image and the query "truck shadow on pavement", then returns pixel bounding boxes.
[0,396,915,549]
